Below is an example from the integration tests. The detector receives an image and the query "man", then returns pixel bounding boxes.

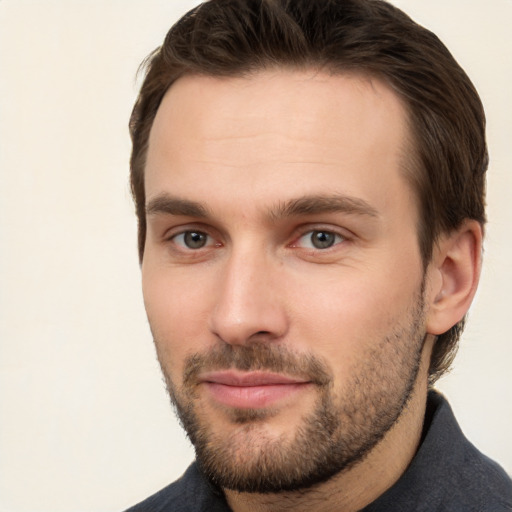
[126,0,512,510]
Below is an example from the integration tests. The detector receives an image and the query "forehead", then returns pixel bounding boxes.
[145,69,414,219]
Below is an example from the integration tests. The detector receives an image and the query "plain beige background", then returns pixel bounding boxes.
[0,1,511,511]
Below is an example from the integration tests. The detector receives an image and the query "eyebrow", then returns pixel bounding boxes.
[268,194,379,220]
[146,195,210,218]
[145,193,379,220]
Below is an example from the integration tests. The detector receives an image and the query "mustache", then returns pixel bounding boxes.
[182,342,332,388]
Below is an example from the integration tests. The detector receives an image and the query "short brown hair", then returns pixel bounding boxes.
[129,0,487,383]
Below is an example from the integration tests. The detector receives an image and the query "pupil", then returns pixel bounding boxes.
[312,231,335,249]
[185,231,206,249]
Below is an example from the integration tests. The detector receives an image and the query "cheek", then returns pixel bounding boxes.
[287,266,422,367]
[142,267,213,374]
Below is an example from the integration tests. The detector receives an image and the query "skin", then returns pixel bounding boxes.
[141,69,482,512]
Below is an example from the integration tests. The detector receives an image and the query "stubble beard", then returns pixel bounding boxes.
[155,293,427,494]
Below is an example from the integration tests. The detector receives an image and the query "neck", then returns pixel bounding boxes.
[224,338,434,512]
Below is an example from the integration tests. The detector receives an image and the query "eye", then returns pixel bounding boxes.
[172,230,212,249]
[296,230,344,250]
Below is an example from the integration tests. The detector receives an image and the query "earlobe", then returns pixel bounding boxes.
[426,220,483,335]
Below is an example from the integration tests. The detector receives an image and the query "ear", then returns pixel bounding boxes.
[426,220,483,335]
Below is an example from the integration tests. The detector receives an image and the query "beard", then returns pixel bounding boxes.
[154,291,427,494]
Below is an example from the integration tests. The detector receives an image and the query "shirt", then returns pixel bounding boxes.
[125,391,512,511]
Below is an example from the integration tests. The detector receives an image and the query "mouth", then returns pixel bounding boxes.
[198,370,312,409]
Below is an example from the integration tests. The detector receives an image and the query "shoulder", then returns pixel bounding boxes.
[428,392,512,511]
[363,391,512,512]
[124,463,231,512]
[445,433,512,511]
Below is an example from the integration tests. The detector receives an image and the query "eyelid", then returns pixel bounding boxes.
[293,224,355,239]
[172,231,213,249]
[289,224,351,244]
[163,222,216,240]
[160,222,351,252]
[164,223,223,249]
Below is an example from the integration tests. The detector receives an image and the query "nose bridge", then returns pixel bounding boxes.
[209,242,287,345]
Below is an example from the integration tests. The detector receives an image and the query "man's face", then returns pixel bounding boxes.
[142,70,431,492]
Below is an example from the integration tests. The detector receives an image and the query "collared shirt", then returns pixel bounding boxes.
[126,391,512,511]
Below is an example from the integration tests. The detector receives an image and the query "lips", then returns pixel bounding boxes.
[199,371,311,409]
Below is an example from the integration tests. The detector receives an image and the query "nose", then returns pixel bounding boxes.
[209,248,289,346]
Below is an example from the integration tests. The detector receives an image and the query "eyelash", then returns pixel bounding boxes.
[167,226,348,253]
[291,229,346,250]
[170,230,218,250]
